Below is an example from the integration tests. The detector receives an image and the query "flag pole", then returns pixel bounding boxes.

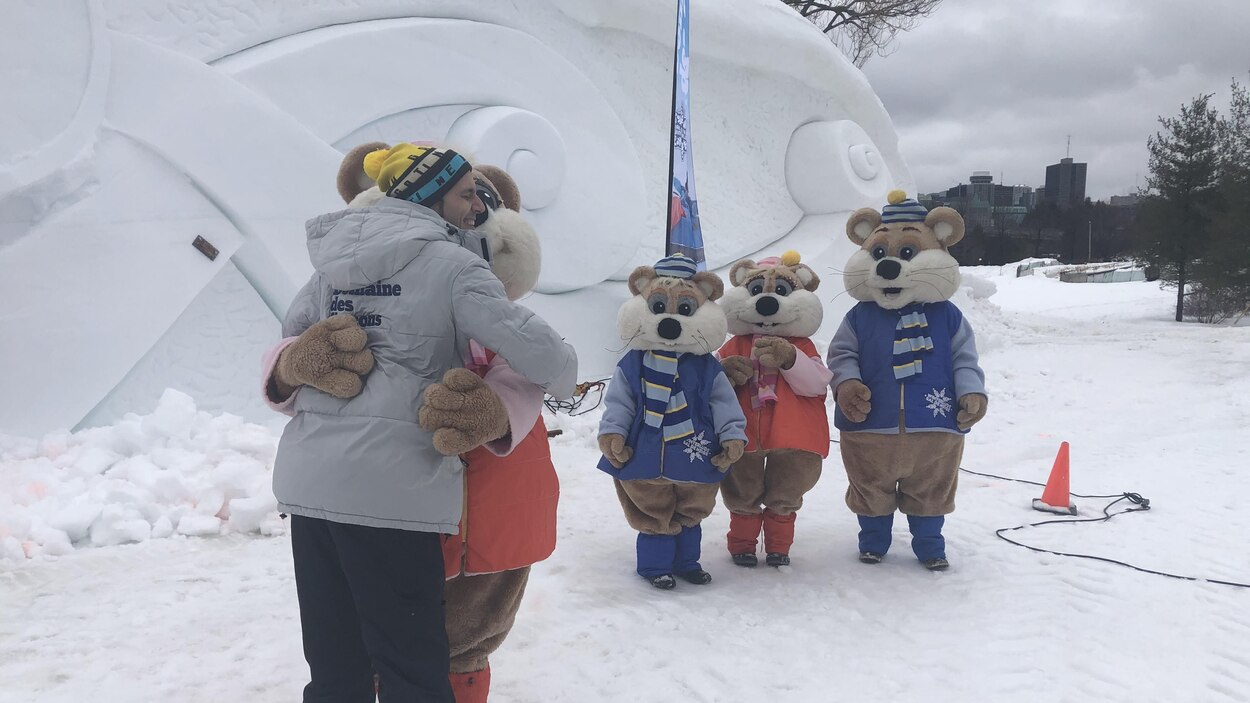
[665,0,681,256]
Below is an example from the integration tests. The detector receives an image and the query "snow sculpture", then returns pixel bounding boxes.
[0,0,913,435]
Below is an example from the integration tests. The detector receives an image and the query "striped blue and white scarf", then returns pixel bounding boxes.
[641,351,695,443]
[893,308,934,381]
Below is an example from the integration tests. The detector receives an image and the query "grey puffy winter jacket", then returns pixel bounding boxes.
[272,199,577,533]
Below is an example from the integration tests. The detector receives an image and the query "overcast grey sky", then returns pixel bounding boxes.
[861,0,1250,200]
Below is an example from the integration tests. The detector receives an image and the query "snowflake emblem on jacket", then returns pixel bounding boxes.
[683,431,712,463]
[925,388,953,418]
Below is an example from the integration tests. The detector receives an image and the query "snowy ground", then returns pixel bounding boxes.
[3,269,1250,702]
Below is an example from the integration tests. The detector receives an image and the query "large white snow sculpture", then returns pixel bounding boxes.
[0,0,913,436]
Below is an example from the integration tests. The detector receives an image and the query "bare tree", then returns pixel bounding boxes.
[780,0,943,67]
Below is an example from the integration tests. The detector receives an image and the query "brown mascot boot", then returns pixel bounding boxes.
[727,512,765,567]
[449,667,490,703]
[762,509,797,567]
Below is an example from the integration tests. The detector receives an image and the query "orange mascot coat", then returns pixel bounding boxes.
[442,350,559,578]
[718,335,830,458]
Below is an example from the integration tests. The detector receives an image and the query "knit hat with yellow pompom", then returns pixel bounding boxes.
[881,189,929,224]
[362,143,473,207]
[755,250,804,269]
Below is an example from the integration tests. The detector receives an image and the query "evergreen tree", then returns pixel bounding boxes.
[1197,78,1250,322]
[1219,77,1250,183]
[1134,94,1223,321]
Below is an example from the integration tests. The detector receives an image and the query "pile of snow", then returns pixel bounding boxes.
[0,390,281,561]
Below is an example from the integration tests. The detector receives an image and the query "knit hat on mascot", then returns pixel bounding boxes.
[340,141,540,301]
[880,189,929,223]
[362,143,473,206]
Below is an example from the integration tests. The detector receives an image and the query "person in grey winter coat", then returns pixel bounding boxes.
[266,142,577,703]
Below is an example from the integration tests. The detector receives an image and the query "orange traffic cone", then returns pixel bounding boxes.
[1032,442,1078,515]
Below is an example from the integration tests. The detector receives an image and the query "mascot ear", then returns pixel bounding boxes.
[926,207,966,247]
[628,266,657,297]
[337,141,390,204]
[691,271,725,301]
[475,165,522,211]
[793,264,821,292]
[847,208,882,245]
[729,260,758,287]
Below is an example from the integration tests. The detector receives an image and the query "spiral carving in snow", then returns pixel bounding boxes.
[449,107,566,211]
[785,120,895,216]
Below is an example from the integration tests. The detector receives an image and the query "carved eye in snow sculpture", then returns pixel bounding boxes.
[785,120,895,216]
[446,106,566,220]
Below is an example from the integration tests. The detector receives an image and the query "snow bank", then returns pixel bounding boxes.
[0,390,282,561]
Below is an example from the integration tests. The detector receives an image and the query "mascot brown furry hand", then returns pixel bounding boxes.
[826,190,988,572]
[716,251,834,569]
[336,142,554,702]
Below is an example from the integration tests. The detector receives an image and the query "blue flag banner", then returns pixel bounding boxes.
[665,0,705,269]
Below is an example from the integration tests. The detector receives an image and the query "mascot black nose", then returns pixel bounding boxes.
[755,296,780,316]
[657,317,683,340]
[876,259,902,280]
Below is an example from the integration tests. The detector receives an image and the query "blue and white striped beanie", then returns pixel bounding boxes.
[654,253,698,279]
[880,189,929,224]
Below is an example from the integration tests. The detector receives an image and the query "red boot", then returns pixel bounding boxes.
[727,512,765,563]
[762,509,797,562]
[449,666,490,703]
